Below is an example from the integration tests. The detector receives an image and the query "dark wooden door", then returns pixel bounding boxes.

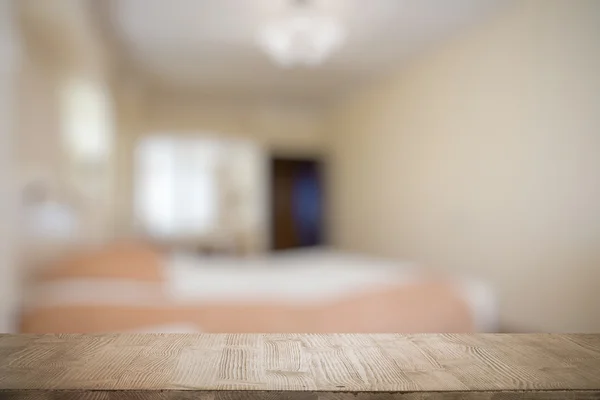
[270,158,324,250]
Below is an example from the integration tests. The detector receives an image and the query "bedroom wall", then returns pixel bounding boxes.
[327,0,600,332]
[145,91,327,154]
[0,0,21,332]
[17,39,64,212]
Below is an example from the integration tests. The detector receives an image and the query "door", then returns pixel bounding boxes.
[270,158,324,250]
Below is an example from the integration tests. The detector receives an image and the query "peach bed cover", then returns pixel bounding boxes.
[20,248,498,334]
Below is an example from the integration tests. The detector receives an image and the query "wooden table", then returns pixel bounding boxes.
[1,334,599,399]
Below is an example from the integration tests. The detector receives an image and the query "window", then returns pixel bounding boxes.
[135,136,222,238]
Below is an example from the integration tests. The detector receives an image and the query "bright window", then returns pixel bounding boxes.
[135,136,222,238]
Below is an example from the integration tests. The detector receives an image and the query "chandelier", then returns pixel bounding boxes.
[257,0,346,67]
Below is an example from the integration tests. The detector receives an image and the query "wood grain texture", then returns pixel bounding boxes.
[0,334,599,399]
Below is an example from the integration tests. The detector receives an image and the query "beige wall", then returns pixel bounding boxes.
[145,92,327,153]
[0,0,21,332]
[327,0,600,332]
[17,43,64,202]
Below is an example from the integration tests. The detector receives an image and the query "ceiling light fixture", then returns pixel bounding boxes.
[257,0,346,67]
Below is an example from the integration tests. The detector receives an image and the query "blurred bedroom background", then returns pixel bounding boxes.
[0,0,599,334]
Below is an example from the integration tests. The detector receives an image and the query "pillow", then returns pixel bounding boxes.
[36,241,165,283]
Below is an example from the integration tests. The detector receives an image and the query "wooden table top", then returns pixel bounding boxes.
[0,334,599,399]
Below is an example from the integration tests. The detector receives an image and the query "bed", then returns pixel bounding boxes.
[19,243,498,334]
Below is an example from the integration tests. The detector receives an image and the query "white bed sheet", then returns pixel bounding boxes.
[164,247,498,332]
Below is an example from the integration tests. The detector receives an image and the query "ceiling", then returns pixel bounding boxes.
[107,0,509,102]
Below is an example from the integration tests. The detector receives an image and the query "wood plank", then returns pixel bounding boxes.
[0,334,599,399]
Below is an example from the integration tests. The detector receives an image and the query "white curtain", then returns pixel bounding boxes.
[135,136,221,239]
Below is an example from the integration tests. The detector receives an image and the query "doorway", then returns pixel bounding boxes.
[270,157,325,250]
